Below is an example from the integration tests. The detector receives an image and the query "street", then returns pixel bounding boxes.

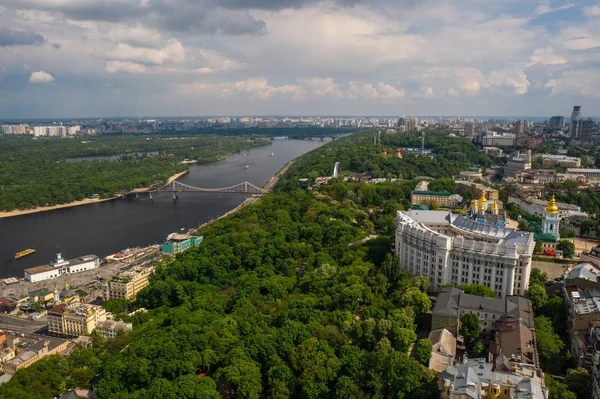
[0,314,46,335]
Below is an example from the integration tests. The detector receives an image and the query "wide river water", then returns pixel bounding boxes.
[0,139,326,278]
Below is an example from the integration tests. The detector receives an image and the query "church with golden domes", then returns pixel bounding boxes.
[535,196,561,249]
[467,193,505,228]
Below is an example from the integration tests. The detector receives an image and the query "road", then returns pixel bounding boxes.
[0,314,46,335]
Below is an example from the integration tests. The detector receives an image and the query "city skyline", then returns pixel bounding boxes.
[1,0,600,117]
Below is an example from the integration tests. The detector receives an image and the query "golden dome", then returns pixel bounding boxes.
[478,193,488,205]
[491,201,499,211]
[471,200,478,210]
[478,202,485,212]
[545,195,559,214]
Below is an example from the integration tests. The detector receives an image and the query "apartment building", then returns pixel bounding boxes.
[105,265,155,301]
[47,302,107,337]
[441,358,548,399]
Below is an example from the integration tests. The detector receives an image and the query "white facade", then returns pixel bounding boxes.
[395,210,534,297]
[24,267,62,283]
[24,254,99,283]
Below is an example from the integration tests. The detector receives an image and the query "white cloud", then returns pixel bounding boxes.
[487,67,530,95]
[105,61,147,74]
[106,39,185,65]
[528,46,569,66]
[377,83,405,99]
[28,70,54,83]
[533,2,575,17]
[583,4,600,17]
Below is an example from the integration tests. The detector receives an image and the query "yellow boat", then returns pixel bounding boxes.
[15,249,36,259]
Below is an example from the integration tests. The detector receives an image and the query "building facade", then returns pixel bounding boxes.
[410,190,452,207]
[96,320,133,340]
[160,234,203,256]
[47,302,107,336]
[105,265,155,301]
[24,253,99,283]
[395,210,534,297]
[566,168,600,184]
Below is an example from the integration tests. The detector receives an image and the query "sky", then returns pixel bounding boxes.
[0,0,599,118]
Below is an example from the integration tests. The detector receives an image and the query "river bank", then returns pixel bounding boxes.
[0,169,190,219]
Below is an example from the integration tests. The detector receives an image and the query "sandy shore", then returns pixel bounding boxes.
[0,169,190,219]
[0,197,117,219]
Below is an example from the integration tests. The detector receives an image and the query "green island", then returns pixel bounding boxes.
[0,135,269,212]
[0,131,582,398]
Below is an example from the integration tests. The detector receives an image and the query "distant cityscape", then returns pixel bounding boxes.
[1,106,598,143]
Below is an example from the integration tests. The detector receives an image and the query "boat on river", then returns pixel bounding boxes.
[245,165,250,169]
[15,249,36,259]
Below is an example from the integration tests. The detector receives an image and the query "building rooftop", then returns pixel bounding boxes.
[412,190,452,196]
[97,320,132,331]
[443,358,547,399]
[491,320,536,366]
[567,168,600,173]
[6,351,37,366]
[428,328,457,373]
[25,255,98,276]
[567,262,600,282]
[433,288,534,328]
[402,210,532,244]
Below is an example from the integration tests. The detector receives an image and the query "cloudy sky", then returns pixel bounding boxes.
[0,0,599,118]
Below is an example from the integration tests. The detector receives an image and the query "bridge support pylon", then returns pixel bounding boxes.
[136,193,139,200]
[149,192,153,201]
[172,191,178,200]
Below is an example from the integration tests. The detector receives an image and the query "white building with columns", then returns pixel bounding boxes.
[395,210,535,297]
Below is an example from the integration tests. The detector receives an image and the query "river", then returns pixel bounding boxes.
[0,139,326,278]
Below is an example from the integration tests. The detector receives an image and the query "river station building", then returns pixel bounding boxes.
[395,210,535,298]
[24,253,99,283]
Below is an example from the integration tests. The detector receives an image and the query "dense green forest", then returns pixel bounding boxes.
[0,131,528,398]
[0,135,268,211]
[281,130,491,180]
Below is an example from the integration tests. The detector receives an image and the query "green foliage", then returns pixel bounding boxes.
[526,284,548,312]
[0,134,268,211]
[460,313,482,357]
[102,298,129,314]
[530,268,548,286]
[556,240,575,259]
[0,356,67,399]
[428,178,456,193]
[535,316,564,375]
[545,375,577,399]
[412,338,433,366]
[564,368,591,399]
[459,284,497,298]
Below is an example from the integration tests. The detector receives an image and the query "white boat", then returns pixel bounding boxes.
[270,153,274,156]
[245,165,250,169]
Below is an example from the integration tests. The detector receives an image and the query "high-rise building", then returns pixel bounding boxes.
[548,116,564,130]
[464,121,475,138]
[579,118,595,144]
[514,120,524,134]
[403,117,418,132]
[395,210,534,297]
[571,106,582,138]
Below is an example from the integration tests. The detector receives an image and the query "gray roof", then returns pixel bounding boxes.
[432,287,462,317]
[452,215,514,239]
[459,294,507,314]
[401,211,534,245]
[404,210,451,224]
[567,263,600,281]
[433,287,534,328]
